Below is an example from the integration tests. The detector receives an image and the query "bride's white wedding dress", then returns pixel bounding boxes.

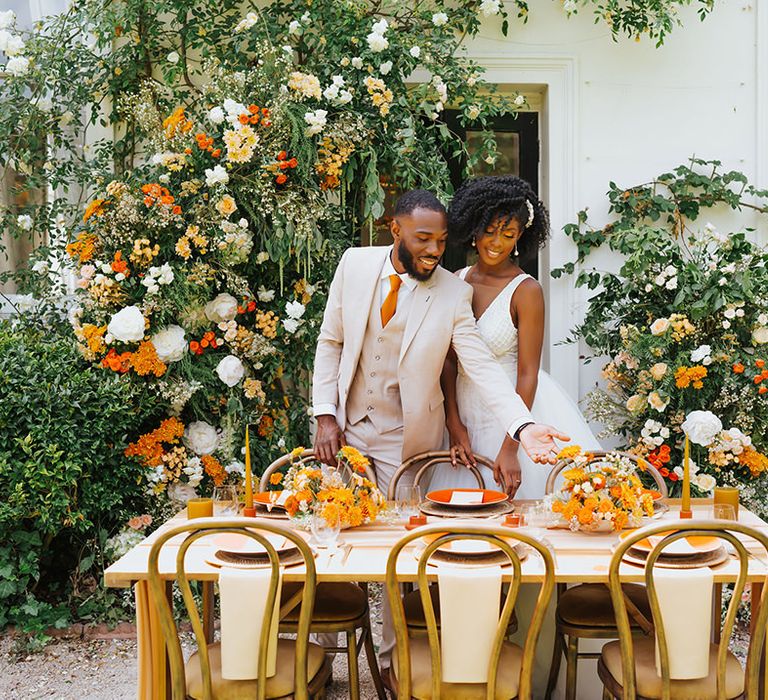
[430,268,601,497]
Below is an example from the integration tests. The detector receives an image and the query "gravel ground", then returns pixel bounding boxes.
[0,585,385,700]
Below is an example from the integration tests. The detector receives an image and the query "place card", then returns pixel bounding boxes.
[275,491,290,506]
[449,491,483,505]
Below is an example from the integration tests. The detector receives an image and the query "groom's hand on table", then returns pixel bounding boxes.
[314,414,345,466]
[516,423,570,465]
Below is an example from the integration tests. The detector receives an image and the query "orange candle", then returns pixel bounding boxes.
[714,486,739,518]
[244,425,253,510]
[187,498,213,519]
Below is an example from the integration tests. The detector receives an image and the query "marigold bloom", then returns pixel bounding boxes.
[733,363,745,374]
[270,472,283,485]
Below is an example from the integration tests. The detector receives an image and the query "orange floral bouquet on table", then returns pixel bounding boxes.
[268,446,386,528]
[547,447,656,532]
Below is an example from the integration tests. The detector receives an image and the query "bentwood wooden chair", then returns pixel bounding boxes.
[545,451,668,700]
[385,523,555,699]
[386,450,517,635]
[259,450,387,700]
[599,520,768,699]
[147,518,332,700]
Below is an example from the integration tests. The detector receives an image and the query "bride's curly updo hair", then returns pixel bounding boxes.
[448,175,550,260]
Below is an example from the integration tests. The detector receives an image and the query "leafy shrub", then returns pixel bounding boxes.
[0,319,161,635]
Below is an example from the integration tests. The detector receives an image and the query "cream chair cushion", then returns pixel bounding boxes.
[601,637,745,699]
[392,635,523,699]
[186,638,327,699]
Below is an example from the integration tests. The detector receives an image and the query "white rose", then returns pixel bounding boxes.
[432,11,448,26]
[693,473,716,493]
[758,313,768,326]
[722,320,731,329]
[379,60,392,75]
[351,56,363,69]
[0,10,15,29]
[626,394,646,413]
[167,51,180,64]
[467,105,480,120]
[107,306,146,343]
[184,421,219,455]
[650,318,670,336]
[304,109,327,136]
[6,55,29,77]
[4,34,24,56]
[151,325,187,363]
[366,32,388,52]
[285,300,306,319]
[479,0,501,16]
[690,345,711,363]
[409,46,421,58]
[724,308,736,319]
[31,260,49,274]
[208,106,225,124]
[681,410,723,447]
[282,318,301,334]
[650,362,668,380]
[665,276,678,290]
[752,326,768,345]
[514,94,526,107]
[215,354,245,387]
[371,18,388,34]
[16,214,32,231]
[205,164,229,186]
[205,293,239,323]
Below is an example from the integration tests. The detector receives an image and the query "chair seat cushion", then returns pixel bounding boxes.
[392,635,522,700]
[403,584,516,633]
[281,582,367,623]
[558,583,651,628]
[186,638,327,699]
[601,637,745,699]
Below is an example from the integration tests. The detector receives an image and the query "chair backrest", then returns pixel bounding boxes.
[147,518,317,700]
[608,520,768,700]
[544,450,668,497]
[385,523,555,699]
[259,448,378,492]
[387,450,489,501]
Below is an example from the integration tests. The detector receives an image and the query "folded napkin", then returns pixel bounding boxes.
[652,567,713,679]
[219,565,282,680]
[438,564,502,683]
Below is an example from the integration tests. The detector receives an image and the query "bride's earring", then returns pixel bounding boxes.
[513,240,519,257]
[471,238,476,248]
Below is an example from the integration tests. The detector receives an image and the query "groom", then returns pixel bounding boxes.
[312,189,568,671]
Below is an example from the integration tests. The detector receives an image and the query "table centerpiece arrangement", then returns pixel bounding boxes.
[267,446,386,528]
[547,447,657,532]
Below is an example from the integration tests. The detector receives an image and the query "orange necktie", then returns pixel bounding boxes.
[381,274,402,327]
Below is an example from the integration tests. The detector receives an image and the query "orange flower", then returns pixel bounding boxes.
[759,386,768,395]
[202,454,227,487]
[733,363,745,374]
[66,232,98,263]
[258,415,274,438]
[125,417,185,467]
[102,348,132,373]
[578,507,595,525]
[163,107,193,138]
[757,359,766,369]
[269,472,283,485]
[129,341,167,377]
[276,173,287,185]
[111,250,129,276]
[83,198,108,222]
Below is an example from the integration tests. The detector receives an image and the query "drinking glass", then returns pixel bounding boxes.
[212,485,240,516]
[397,484,422,518]
[713,503,737,521]
[310,502,341,551]
[519,501,552,539]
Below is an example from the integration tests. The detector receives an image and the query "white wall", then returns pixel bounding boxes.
[465,1,767,421]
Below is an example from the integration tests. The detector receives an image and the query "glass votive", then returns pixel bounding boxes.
[187,497,213,519]
[714,486,739,519]
[503,513,522,528]
[713,503,737,521]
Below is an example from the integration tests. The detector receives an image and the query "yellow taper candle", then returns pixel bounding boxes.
[681,434,692,518]
[244,425,253,510]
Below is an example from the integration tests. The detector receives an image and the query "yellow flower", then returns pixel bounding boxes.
[216,194,237,217]
[291,446,305,459]
[557,445,582,461]
[339,445,370,473]
[269,472,283,485]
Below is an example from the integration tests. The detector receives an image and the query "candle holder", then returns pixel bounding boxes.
[679,508,693,519]
[242,505,257,518]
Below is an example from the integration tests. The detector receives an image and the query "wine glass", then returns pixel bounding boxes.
[397,484,422,518]
[310,502,341,552]
[519,501,552,540]
[212,485,239,516]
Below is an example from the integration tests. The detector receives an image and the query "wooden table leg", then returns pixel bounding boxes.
[750,582,765,697]
[134,582,152,700]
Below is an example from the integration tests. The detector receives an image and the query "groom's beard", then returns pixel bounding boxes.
[397,239,440,282]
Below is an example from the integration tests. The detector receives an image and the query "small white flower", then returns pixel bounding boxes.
[467,105,481,120]
[644,284,653,292]
[655,274,666,286]
[208,106,225,124]
[0,10,15,29]
[409,46,421,58]
[115,272,125,282]
[3,33,25,56]
[753,326,768,345]
[205,293,239,323]
[288,20,301,35]
[304,109,328,136]
[693,473,716,493]
[759,313,768,326]
[31,260,48,274]
[736,308,745,318]
[16,214,32,231]
[6,55,30,77]
[432,11,448,26]
[32,94,53,113]
[718,277,727,286]
[467,76,477,87]
[235,12,258,33]
[366,32,388,52]
[371,18,389,35]
[277,437,286,449]
[255,252,269,264]
[257,286,275,302]
[722,263,736,273]
[282,45,293,56]
[724,308,736,319]
[205,164,229,186]
[479,0,501,17]
[563,0,577,13]
[665,276,678,290]
[285,300,306,319]
[167,51,180,64]
[282,318,301,334]
[722,320,731,329]
[351,56,363,69]
[216,354,245,387]
[690,345,711,363]
[379,60,393,75]
[514,94,526,107]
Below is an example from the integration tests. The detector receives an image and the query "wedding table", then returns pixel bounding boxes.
[104,499,768,700]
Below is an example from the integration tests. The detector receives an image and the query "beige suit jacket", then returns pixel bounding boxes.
[312,246,533,461]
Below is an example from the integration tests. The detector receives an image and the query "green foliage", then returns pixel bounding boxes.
[0,320,162,634]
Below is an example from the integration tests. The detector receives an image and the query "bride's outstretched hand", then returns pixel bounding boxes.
[518,424,570,464]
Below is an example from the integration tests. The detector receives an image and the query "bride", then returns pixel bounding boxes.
[430,174,600,497]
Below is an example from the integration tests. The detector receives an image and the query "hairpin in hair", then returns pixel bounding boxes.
[524,200,535,229]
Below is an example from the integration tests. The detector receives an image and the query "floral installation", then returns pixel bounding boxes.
[104,514,154,561]
[555,160,768,499]
[547,446,657,532]
[268,446,386,528]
